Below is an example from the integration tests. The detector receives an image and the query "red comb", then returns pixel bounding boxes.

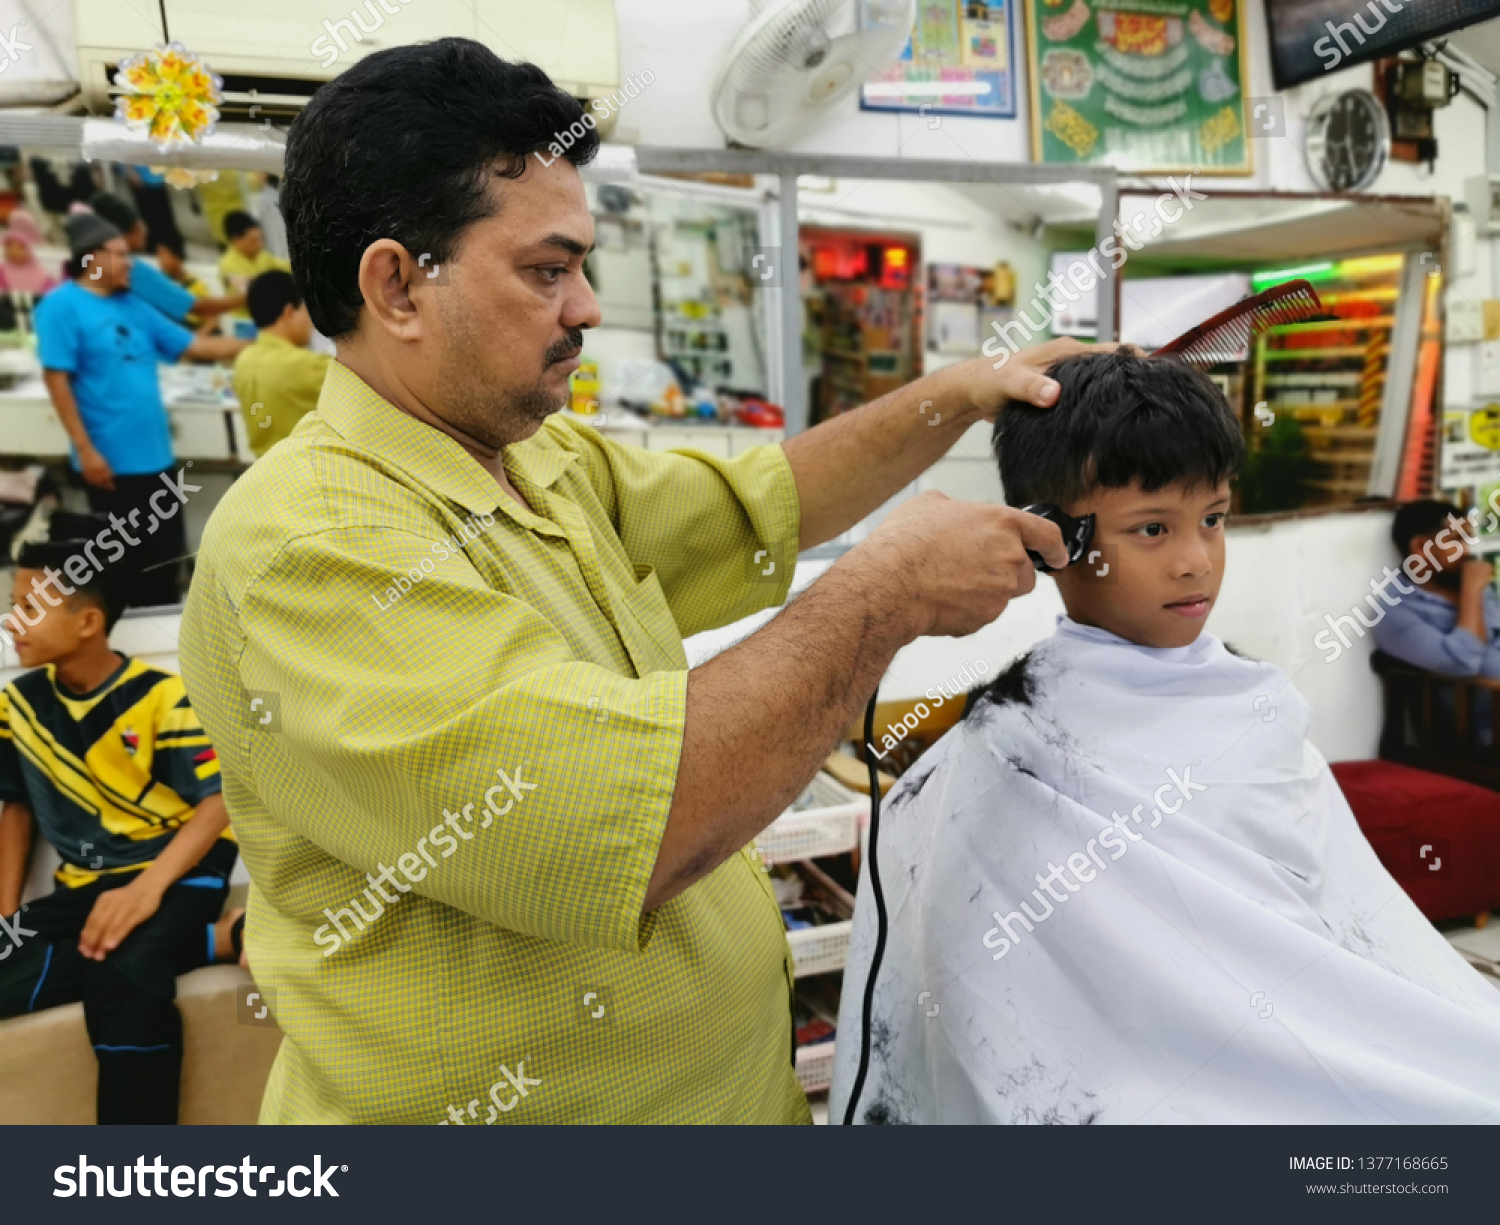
[1154,279,1325,367]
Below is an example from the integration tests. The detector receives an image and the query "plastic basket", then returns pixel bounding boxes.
[789,919,852,978]
[755,772,862,864]
[796,1039,836,1094]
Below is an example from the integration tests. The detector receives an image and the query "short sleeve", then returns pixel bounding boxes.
[1371,599,1485,676]
[35,294,81,373]
[129,259,195,325]
[236,526,685,953]
[135,293,194,363]
[0,690,29,804]
[564,422,801,638]
[149,680,223,807]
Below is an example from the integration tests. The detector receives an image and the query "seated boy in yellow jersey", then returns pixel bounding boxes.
[233,270,331,458]
[0,536,243,1125]
[218,210,291,319]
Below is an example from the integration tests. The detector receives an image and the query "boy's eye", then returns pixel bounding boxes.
[1203,513,1227,529]
[1134,522,1166,538]
[537,266,566,283]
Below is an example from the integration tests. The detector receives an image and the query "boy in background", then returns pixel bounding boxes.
[831,350,1500,1124]
[232,270,331,458]
[0,540,242,1124]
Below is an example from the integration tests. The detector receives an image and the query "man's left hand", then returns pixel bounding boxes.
[79,878,164,960]
[950,337,1116,423]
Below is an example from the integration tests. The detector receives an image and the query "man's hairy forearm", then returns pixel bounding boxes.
[644,554,918,911]
[782,369,977,550]
[0,800,33,915]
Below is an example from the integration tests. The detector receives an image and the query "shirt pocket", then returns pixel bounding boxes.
[614,564,688,672]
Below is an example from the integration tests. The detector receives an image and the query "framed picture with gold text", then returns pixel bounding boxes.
[1025,0,1251,173]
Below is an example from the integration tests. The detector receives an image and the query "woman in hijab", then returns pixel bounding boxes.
[0,228,58,295]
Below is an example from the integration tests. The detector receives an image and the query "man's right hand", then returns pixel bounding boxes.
[78,444,114,490]
[851,491,1067,638]
[1461,557,1495,592]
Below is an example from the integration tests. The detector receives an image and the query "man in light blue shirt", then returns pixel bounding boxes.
[1370,499,1500,747]
[33,213,246,607]
[1371,499,1500,677]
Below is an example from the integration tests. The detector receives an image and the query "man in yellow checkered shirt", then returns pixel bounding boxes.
[178,40,1084,1124]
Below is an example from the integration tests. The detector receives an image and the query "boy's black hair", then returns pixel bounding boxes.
[1391,499,1465,554]
[280,38,599,339]
[15,539,127,632]
[247,269,302,329]
[993,349,1246,508]
[223,210,261,242]
[154,232,186,261]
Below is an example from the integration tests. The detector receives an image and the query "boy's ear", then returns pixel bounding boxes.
[74,601,109,642]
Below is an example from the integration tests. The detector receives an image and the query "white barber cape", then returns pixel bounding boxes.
[830,618,1500,1124]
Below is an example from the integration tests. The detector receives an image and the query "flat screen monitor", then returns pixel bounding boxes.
[1265,0,1500,90]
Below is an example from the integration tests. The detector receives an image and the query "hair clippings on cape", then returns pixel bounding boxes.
[1021,503,1096,573]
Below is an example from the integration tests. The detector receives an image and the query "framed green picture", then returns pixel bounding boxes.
[1025,0,1251,174]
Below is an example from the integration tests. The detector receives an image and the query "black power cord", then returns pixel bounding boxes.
[841,687,885,1125]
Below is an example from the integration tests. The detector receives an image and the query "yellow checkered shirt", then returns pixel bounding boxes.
[179,361,810,1124]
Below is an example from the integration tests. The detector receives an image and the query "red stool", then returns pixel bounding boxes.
[1332,759,1500,926]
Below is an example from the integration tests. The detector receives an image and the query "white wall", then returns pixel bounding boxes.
[687,507,1392,765]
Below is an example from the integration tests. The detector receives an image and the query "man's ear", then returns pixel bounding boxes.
[356,239,422,341]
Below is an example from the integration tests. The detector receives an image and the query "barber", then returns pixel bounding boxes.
[178,38,1085,1124]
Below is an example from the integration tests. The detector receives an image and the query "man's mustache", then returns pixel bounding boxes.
[544,329,584,366]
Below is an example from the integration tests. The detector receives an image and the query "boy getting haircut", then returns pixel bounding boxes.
[831,350,1500,1124]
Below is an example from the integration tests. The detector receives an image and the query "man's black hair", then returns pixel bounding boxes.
[1391,499,1465,554]
[88,192,140,234]
[223,210,261,243]
[247,269,302,329]
[280,37,600,339]
[993,349,1246,507]
[154,231,186,261]
[15,539,127,632]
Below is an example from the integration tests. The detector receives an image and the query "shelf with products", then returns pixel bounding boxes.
[1247,255,1408,509]
[802,229,921,424]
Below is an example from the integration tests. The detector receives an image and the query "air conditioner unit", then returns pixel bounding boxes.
[72,0,621,132]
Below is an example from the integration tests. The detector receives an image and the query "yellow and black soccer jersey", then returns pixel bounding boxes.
[0,655,229,888]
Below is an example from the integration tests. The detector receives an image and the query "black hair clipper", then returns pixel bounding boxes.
[1021,503,1095,572]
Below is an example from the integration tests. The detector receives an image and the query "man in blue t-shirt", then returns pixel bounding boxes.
[88,193,245,327]
[33,214,248,607]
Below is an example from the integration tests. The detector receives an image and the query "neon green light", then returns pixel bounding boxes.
[1251,262,1336,286]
